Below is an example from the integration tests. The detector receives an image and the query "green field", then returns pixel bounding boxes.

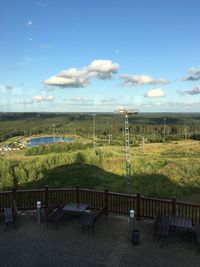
[0,112,200,203]
[1,138,200,202]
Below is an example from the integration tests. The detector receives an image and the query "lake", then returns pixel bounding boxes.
[27,136,73,147]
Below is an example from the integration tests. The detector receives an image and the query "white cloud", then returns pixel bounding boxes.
[144,88,165,98]
[44,75,89,88]
[154,102,163,106]
[32,95,55,103]
[115,105,125,112]
[121,74,169,86]
[66,97,93,106]
[188,86,200,95]
[59,68,88,78]
[45,95,54,101]
[69,96,91,103]
[88,60,119,79]
[69,96,84,102]
[177,86,200,95]
[27,20,32,26]
[183,101,200,108]
[139,101,200,110]
[32,95,43,102]
[44,59,120,88]
[183,68,200,81]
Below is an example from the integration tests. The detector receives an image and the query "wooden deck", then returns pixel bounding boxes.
[0,212,199,267]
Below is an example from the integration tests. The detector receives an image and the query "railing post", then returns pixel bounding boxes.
[104,186,109,215]
[136,193,141,220]
[76,185,80,204]
[44,185,49,209]
[172,197,176,215]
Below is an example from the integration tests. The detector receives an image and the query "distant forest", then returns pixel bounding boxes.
[0,112,200,143]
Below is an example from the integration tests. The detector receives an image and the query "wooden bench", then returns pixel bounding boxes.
[81,207,107,235]
[153,210,162,240]
[157,217,171,247]
[158,217,170,238]
[45,200,65,229]
[4,208,16,230]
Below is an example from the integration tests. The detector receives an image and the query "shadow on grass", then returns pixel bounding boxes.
[20,163,197,199]
[133,174,183,198]
[22,163,126,192]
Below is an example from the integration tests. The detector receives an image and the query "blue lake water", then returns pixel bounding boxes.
[27,136,73,147]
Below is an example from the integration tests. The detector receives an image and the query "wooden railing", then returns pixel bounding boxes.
[0,186,200,224]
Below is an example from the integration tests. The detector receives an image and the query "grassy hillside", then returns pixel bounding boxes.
[1,111,200,201]
[1,139,200,202]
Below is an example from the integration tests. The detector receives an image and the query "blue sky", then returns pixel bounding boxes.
[1,0,200,112]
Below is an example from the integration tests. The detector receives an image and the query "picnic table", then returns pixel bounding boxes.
[170,215,192,230]
[170,215,193,243]
[153,214,193,247]
[63,203,89,213]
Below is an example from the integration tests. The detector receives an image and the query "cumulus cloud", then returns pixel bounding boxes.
[183,68,200,81]
[187,86,200,95]
[144,88,165,98]
[45,95,54,101]
[177,86,200,95]
[115,105,126,112]
[44,75,89,88]
[44,59,120,88]
[121,74,169,86]
[87,60,119,79]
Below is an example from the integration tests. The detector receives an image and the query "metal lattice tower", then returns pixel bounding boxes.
[125,112,131,193]
[92,114,96,149]
[52,124,56,142]
[163,118,166,144]
[114,107,139,194]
